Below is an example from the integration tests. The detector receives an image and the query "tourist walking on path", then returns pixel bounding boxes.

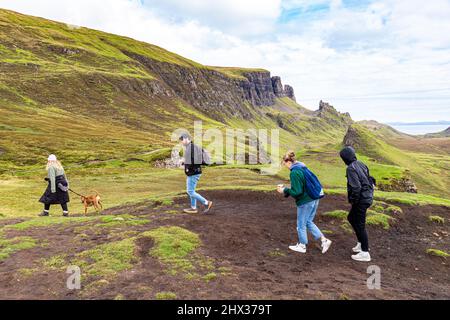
[179,134,213,214]
[278,151,332,254]
[340,146,375,262]
[38,154,70,217]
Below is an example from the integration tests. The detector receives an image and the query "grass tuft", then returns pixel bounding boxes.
[385,205,403,215]
[366,211,394,230]
[155,292,177,300]
[323,210,348,220]
[426,249,449,259]
[428,215,445,225]
[203,272,217,283]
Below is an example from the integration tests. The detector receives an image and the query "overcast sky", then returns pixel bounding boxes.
[1,0,450,122]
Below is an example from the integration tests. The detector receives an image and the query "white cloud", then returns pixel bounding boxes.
[0,0,449,122]
[143,0,281,36]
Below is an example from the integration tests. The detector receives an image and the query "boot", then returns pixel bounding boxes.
[38,210,49,217]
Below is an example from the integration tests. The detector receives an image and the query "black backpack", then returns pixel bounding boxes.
[191,143,211,166]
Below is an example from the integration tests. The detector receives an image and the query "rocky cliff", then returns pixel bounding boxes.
[316,100,353,127]
[127,52,295,120]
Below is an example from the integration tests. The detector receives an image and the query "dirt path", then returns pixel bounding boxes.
[0,190,448,300]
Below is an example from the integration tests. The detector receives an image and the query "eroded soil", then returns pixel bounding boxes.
[0,190,448,300]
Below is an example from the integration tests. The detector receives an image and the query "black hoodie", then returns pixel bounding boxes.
[340,146,374,205]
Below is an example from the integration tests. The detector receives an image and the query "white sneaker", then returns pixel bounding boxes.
[321,239,332,254]
[352,242,362,253]
[289,243,307,253]
[351,251,371,262]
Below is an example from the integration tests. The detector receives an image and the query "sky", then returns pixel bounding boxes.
[1,0,450,123]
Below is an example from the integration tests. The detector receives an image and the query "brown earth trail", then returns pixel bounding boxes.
[0,190,448,300]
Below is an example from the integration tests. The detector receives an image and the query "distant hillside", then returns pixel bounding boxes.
[358,120,408,138]
[0,9,352,171]
[424,127,450,138]
[344,123,449,196]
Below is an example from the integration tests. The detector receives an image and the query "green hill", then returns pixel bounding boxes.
[345,123,449,196]
[0,9,352,171]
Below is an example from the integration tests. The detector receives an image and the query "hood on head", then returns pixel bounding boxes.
[340,146,357,165]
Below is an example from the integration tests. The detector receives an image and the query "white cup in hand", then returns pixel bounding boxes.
[277,184,285,193]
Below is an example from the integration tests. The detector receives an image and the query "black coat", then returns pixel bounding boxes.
[39,175,70,205]
[340,146,374,206]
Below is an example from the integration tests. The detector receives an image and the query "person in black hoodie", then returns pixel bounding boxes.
[340,146,374,262]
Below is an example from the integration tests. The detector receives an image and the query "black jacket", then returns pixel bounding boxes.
[340,146,374,205]
[184,142,203,176]
[39,175,70,205]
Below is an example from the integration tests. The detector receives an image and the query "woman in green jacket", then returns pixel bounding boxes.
[38,154,70,217]
[277,151,332,254]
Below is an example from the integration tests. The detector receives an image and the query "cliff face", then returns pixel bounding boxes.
[271,76,296,101]
[126,52,295,120]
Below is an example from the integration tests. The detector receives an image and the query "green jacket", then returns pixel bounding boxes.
[47,166,66,193]
[283,168,314,206]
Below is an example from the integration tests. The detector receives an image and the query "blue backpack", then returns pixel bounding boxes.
[291,162,325,200]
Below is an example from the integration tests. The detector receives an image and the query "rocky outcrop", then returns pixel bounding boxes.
[343,125,360,148]
[317,100,353,127]
[318,100,336,114]
[270,76,296,102]
[271,76,284,97]
[284,85,296,101]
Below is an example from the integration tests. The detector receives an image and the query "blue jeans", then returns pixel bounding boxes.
[297,200,323,245]
[187,174,208,209]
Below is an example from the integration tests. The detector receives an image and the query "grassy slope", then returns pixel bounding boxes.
[0,9,448,219]
[354,123,449,197]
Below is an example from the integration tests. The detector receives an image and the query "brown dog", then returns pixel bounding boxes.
[80,191,103,215]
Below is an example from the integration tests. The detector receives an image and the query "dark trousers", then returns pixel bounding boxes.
[348,203,370,252]
[44,203,68,212]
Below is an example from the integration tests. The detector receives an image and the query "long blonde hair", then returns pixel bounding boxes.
[46,160,64,171]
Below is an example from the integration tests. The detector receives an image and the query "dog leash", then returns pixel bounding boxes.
[69,188,86,198]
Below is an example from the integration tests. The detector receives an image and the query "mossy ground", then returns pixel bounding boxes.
[323,206,396,230]
[0,235,38,261]
[140,226,219,279]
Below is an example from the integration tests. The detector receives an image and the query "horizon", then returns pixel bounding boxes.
[1,1,450,123]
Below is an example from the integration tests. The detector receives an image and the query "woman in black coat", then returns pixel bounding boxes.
[39,154,70,217]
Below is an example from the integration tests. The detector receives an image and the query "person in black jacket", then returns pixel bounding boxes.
[340,146,374,262]
[38,154,70,217]
[180,134,213,214]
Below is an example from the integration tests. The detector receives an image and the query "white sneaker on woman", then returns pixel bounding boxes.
[351,251,371,262]
[321,239,332,254]
[352,242,362,253]
[289,243,307,253]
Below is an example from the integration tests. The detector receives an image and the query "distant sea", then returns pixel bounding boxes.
[390,124,449,135]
